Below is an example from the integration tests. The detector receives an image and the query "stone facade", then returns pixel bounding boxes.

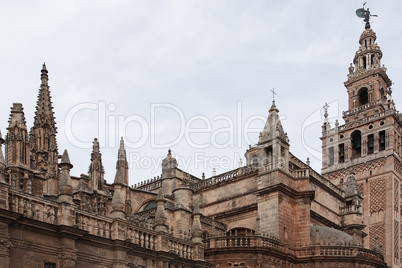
[0,24,394,268]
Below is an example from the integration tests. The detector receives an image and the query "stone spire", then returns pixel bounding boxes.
[191,203,203,243]
[5,103,30,167]
[111,138,128,218]
[259,101,288,145]
[88,138,104,191]
[114,137,128,185]
[0,130,5,182]
[58,149,73,204]
[30,63,59,195]
[257,101,290,172]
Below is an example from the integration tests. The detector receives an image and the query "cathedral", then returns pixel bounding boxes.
[0,12,399,268]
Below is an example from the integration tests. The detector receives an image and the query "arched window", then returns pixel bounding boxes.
[252,156,258,165]
[351,130,362,159]
[358,87,369,106]
[143,201,157,211]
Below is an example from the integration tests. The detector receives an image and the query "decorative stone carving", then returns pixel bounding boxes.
[57,250,77,268]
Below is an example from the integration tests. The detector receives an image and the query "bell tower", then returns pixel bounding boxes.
[321,20,401,267]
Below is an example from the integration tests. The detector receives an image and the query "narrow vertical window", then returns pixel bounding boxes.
[339,144,345,163]
[329,147,334,165]
[379,130,386,151]
[367,134,374,154]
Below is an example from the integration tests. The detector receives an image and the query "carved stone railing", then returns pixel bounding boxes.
[289,154,344,197]
[76,211,113,238]
[291,168,309,178]
[134,175,162,191]
[168,237,194,260]
[206,235,385,264]
[205,235,283,251]
[295,245,384,262]
[126,226,157,250]
[308,167,344,197]
[343,99,384,117]
[6,189,201,261]
[191,164,258,191]
[200,215,225,230]
[8,189,59,224]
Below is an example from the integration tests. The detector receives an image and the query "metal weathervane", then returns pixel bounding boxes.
[356,2,377,29]
[271,88,277,101]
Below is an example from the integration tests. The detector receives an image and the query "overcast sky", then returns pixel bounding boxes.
[1,1,401,186]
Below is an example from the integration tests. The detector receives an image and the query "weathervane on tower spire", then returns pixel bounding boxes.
[323,102,329,119]
[356,2,377,29]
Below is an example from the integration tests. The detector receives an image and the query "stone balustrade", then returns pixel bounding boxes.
[6,189,202,262]
[206,235,385,264]
[206,235,283,251]
[134,175,162,191]
[168,238,194,260]
[191,164,258,191]
[127,226,157,250]
[8,189,59,224]
[76,211,112,238]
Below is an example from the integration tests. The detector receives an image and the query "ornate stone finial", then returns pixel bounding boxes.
[348,63,354,74]
[306,157,310,166]
[42,62,47,71]
[212,168,216,177]
[93,138,100,153]
[269,100,279,113]
[60,149,73,168]
[211,217,216,237]
[58,149,73,203]
[162,148,178,172]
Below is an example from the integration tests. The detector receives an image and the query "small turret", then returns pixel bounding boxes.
[173,177,193,211]
[341,173,364,243]
[57,150,73,204]
[257,101,289,172]
[160,149,179,197]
